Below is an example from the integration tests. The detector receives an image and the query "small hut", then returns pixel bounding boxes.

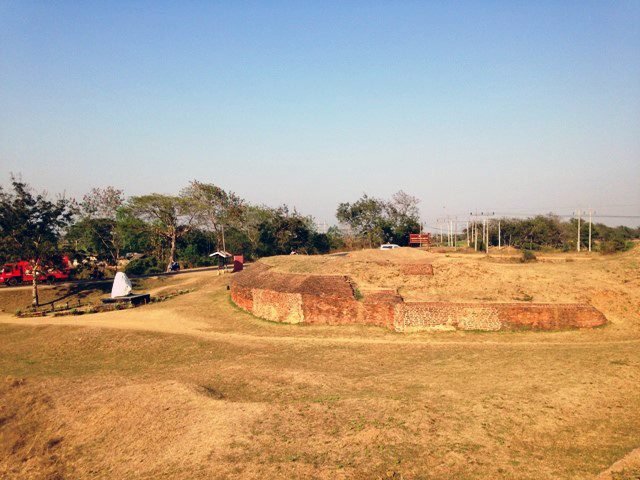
[209,250,233,269]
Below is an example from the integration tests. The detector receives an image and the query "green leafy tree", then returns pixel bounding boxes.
[385,191,421,245]
[181,180,245,252]
[336,194,386,248]
[126,194,197,271]
[336,191,421,247]
[255,206,316,256]
[241,205,279,256]
[326,225,346,251]
[0,178,73,306]
[66,186,125,267]
[114,209,156,257]
[177,228,217,267]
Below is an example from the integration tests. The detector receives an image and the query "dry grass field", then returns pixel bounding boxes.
[0,248,639,479]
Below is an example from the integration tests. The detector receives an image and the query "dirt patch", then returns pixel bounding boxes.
[401,263,434,275]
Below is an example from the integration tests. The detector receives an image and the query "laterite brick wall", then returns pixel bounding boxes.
[229,265,607,332]
[393,302,607,332]
[252,288,303,324]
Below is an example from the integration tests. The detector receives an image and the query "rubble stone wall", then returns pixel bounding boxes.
[394,303,501,332]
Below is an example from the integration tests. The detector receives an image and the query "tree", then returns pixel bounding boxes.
[240,205,279,257]
[126,194,197,270]
[65,218,119,260]
[67,186,125,267]
[0,178,73,307]
[336,191,421,247]
[336,194,386,248]
[181,181,245,252]
[385,191,421,246]
[80,186,124,220]
[389,190,420,220]
[255,206,316,256]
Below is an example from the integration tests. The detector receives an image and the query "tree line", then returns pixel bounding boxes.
[462,215,639,253]
[1,176,637,307]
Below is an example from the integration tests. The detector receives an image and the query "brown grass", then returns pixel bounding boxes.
[264,247,640,326]
[0,250,639,479]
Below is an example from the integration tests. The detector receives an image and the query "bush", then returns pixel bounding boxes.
[520,250,537,263]
[600,237,631,254]
[179,242,212,268]
[125,256,163,276]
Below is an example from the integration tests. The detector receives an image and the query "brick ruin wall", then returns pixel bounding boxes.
[230,265,607,332]
[394,302,606,332]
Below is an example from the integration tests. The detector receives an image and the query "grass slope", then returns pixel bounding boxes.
[0,251,638,479]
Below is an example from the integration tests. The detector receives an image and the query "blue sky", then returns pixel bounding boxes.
[1,1,639,226]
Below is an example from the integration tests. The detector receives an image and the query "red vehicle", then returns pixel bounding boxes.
[0,257,71,287]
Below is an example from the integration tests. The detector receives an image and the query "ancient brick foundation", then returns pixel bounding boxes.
[393,302,605,332]
[230,265,606,332]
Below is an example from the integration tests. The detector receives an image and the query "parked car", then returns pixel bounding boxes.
[379,243,400,250]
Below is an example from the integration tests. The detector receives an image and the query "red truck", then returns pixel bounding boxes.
[0,257,71,287]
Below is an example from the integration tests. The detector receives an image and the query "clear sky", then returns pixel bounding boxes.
[1,1,639,227]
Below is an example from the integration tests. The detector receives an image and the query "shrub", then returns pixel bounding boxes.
[600,238,631,254]
[193,257,215,267]
[125,256,163,276]
[520,250,537,263]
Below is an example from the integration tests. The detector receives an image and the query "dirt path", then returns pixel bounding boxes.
[2,248,638,349]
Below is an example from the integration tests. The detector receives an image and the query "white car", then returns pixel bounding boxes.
[379,243,400,250]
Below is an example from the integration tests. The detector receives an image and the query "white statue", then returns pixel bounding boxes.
[111,271,133,298]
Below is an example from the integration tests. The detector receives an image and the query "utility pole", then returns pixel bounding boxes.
[450,219,453,247]
[446,218,449,246]
[498,220,501,249]
[482,217,486,253]
[472,213,478,252]
[474,221,477,251]
[466,220,470,247]
[588,209,594,252]
[453,217,457,248]
[444,218,447,246]
[451,219,455,247]
[576,210,582,252]
[485,218,489,254]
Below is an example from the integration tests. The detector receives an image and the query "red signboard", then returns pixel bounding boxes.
[409,233,431,246]
[233,255,244,272]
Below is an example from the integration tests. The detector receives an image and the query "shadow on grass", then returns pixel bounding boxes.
[39,281,112,308]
